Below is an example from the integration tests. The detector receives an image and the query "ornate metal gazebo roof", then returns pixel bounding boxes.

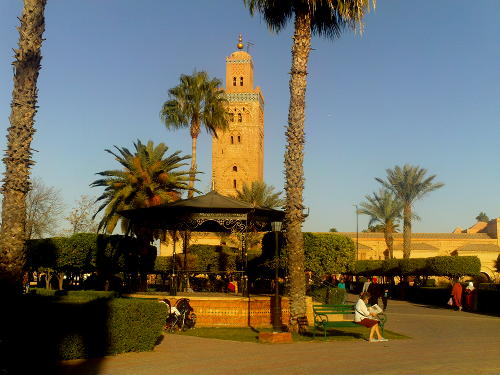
[119,190,284,233]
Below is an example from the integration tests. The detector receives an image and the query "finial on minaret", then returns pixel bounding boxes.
[237,34,244,50]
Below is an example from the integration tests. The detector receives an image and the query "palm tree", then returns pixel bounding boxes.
[376,164,444,258]
[0,0,47,293]
[243,0,374,328]
[358,189,402,259]
[160,71,228,198]
[235,181,284,209]
[91,140,192,237]
[475,212,489,222]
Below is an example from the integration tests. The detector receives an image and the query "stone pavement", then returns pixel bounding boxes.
[58,297,500,375]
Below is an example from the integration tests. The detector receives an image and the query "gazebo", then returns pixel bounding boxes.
[119,190,285,295]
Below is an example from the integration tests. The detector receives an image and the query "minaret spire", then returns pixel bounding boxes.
[237,34,244,50]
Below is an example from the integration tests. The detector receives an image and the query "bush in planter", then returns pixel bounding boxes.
[309,286,346,304]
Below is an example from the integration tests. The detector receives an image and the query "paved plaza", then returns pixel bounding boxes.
[58,297,500,375]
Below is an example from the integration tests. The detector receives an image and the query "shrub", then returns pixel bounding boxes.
[352,256,481,278]
[303,233,356,276]
[8,292,166,361]
[309,286,346,304]
[106,298,166,355]
[424,279,436,287]
[355,260,383,276]
[426,256,480,278]
[154,256,172,272]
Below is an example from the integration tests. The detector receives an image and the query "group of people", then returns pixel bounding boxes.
[450,280,477,311]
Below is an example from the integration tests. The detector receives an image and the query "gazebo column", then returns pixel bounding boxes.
[171,234,177,296]
[241,231,249,297]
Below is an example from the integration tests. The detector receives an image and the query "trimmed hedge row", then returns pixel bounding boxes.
[354,256,481,277]
[4,292,166,363]
[64,297,165,359]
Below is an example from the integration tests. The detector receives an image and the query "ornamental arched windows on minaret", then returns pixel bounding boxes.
[211,35,264,196]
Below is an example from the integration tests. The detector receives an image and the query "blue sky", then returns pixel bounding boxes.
[0,0,498,234]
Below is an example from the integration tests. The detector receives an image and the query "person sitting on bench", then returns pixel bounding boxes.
[354,292,388,343]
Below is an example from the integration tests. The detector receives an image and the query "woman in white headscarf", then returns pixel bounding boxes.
[464,281,477,312]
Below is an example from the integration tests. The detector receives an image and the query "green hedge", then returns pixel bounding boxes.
[54,298,166,359]
[309,286,346,304]
[426,256,481,278]
[3,292,167,364]
[260,232,356,277]
[154,246,239,273]
[353,256,480,277]
[304,233,356,276]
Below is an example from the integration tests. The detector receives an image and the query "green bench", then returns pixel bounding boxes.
[312,303,386,339]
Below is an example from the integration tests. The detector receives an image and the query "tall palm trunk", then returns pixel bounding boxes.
[284,12,311,329]
[188,118,200,198]
[384,220,394,259]
[403,204,412,258]
[0,0,47,294]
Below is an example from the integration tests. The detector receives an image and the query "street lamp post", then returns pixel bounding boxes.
[271,221,282,332]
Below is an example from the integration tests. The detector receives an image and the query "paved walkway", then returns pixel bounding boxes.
[58,298,500,375]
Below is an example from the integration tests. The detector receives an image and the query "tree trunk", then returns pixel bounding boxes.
[0,0,47,295]
[403,204,412,258]
[45,270,53,290]
[284,12,311,331]
[384,221,394,259]
[188,119,200,198]
[57,272,64,291]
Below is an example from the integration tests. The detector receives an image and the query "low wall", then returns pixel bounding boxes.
[125,294,314,328]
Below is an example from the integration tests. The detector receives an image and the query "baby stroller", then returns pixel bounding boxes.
[162,298,196,332]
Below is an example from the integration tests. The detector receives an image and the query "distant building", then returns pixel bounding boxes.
[343,218,500,279]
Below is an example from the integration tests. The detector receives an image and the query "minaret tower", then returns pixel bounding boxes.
[212,35,265,196]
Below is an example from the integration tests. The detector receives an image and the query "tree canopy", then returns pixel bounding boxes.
[91,140,192,236]
[160,71,228,197]
[235,181,284,209]
[376,164,444,258]
[475,212,489,222]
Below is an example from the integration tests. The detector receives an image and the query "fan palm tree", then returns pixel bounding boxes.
[91,140,192,238]
[235,181,284,209]
[358,189,402,259]
[0,0,47,293]
[160,71,228,198]
[243,0,374,327]
[376,164,444,258]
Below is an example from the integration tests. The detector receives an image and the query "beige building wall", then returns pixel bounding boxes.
[212,37,264,197]
[342,218,500,278]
